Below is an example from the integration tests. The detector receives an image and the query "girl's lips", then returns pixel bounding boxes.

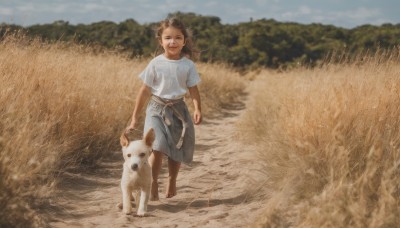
[167,47,179,52]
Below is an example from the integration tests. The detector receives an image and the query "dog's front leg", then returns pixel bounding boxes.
[122,186,132,215]
[134,191,140,210]
[137,189,149,216]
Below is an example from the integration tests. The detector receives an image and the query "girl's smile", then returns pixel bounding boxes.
[159,27,186,60]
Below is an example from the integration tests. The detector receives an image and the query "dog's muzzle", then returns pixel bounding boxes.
[131,163,138,171]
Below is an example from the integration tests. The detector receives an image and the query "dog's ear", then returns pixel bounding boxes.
[144,128,155,147]
[120,132,129,147]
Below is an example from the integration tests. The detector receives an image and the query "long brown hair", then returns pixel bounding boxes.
[155,17,197,59]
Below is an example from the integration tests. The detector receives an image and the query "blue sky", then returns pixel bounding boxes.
[0,0,399,28]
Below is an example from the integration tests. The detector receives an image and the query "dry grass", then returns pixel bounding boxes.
[194,62,247,116]
[0,34,144,227]
[240,50,400,227]
[0,34,246,227]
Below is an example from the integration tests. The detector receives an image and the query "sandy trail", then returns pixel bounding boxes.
[48,97,262,228]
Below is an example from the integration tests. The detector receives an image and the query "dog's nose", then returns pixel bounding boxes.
[131,163,138,171]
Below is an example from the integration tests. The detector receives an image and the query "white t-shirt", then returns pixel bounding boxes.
[139,54,201,99]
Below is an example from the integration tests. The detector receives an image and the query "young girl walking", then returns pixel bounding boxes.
[126,17,202,200]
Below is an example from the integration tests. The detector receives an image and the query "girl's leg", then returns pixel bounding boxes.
[149,150,163,201]
[166,158,181,198]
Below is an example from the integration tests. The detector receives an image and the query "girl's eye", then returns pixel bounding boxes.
[127,154,131,157]
[139,153,146,157]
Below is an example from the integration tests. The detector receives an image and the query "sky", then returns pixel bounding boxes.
[0,0,399,29]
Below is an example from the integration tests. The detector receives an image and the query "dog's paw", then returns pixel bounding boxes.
[123,210,133,215]
[123,207,133,215]
[137,210,146,217]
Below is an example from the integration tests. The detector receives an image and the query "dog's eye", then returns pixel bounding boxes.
[139,153,146,158]
[127,154,131,157]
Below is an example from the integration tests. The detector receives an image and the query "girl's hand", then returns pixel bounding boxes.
[126,119,137,133]
[193,110,202,125]
[188,86,202,125]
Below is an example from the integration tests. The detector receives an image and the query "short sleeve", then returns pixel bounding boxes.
[186,62,201,87]
[139,61,155,87]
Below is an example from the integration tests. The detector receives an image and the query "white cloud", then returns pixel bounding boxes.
[343,7,381,20]
[298,6,312,15]
[16,2,69,14]
[329,7,386,27]
[15,2,35,12]
[78,2,118,13]
[204,1,218,8]
[0,0,398,28]
[0,7,13,16]
[279,5,387,27]
[313,7,384,27]
[281,6,321,20]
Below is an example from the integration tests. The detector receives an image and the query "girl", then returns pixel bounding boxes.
[126,17,202,200]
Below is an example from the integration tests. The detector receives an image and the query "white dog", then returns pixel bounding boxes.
[119,128,154,216]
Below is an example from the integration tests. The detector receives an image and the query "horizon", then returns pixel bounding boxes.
[2,12,399,30]
[1,0,399,29]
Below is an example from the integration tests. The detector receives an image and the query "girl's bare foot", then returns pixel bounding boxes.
[165,177,177,198]
[166,158,180,198]
[150,181,159,201]
[166,192,176,198]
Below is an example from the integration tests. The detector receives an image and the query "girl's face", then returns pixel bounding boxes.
[159,26,185,60]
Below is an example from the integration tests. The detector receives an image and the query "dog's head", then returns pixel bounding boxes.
[120,128,155,171]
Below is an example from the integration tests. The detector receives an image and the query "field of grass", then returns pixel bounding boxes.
[0,34,246,227]
[240,50,400,227]
[2,33,399,227]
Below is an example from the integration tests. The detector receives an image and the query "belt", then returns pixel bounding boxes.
[151,95,187,149]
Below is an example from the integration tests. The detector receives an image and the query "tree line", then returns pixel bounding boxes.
[1,12,400,69]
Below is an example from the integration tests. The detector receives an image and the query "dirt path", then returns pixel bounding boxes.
[49,97,262,228]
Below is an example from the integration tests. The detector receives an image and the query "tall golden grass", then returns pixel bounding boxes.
[240,49,400,227]
[0,34,246,227]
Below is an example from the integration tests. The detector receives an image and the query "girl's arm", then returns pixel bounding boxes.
[188,85,202,125]
[126,83,151,132]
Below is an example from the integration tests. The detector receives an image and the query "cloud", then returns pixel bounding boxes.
[204,1,218,8]
[0,7,13,16]
[16,2,70,14]
[318,7,384,27]
[340,7,381,21]
[331,7,388,27]
[298,6,313,15]
[280,5,387,27]
[282,6,321,19]
[0,0,397,28]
